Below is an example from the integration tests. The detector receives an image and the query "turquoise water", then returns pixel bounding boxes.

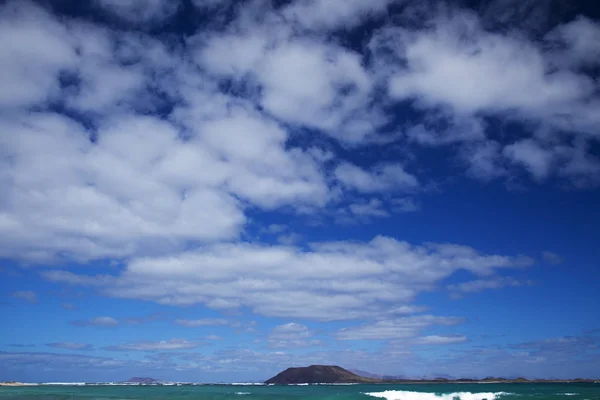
[0,383,598,400]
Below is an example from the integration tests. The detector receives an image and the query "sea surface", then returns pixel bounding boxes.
[0,383,598,400]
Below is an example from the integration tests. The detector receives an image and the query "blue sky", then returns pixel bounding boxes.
[1,0,600,383]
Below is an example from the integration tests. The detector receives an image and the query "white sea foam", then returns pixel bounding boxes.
[230,383,265,386]
[364,391,511,400]
[235,392,251,395]
[316,383,360,385]
[41,382,87,386]
[559,394,578,396]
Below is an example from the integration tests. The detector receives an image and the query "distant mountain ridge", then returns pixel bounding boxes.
[265,366,600,384]
[349,369,406,380]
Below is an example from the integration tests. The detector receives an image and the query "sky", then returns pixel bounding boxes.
[0,0,599,383]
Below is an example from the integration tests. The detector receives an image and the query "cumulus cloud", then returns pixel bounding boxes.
[335,162,419,192]
[105,339,199,351]
[93,0,180,24]
[0,1,594,378]
[46,237,532,320]
[192,8,385,144]
[370,4,600,185]
[0,0,338,262]
[10,291,37,303]
[503,139,555,181]
[282,0,398,31]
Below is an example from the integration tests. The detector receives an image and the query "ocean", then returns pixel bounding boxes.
[0,383,598,400]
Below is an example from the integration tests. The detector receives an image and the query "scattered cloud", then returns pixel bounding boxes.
[46,238,532,320]
[105,339,200,352]
[371,5,600,186]
[448,277,535,298]
[47,342,94,351]
[282,0,397,31]
[93,0,180,24]
[335,162,419,193]
[267,323,321,349]
[348,199,390,218]
[71,316,119,327]
[0,0,597,381]
[335,315,464,340]
[61,303,78,310]
[413,335,468,345]
[175,319,229,327]
[10,291,37,304]
[392,198,420,213]
[0,351,128,370]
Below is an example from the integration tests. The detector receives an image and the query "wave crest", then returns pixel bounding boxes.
[364,391,511,400]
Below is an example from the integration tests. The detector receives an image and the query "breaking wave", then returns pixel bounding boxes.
[364,391,512,400]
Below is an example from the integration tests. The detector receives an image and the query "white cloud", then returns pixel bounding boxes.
[45,237,532,320]
[94,0,180,23]
[461,141,507,181]
[413,335,468,345]
[335,315,464,340]
[193,15,384,144]
[406,116,487,146]
[47,342,94,351]
[384,11,594,119]
[282,0,397,31]
[546,16,600,69]
[335,162,419,192]
[267,323,321,348]
[0,1,77,109]
[370,5,600,184]
[503,139,554,180]
[448,277,534,298]
[349,199,390,218]
[191,0,229,9]
[392,198,420,213]
[0,2,337,262]
[10,291,37,304]
[105,339,199,351]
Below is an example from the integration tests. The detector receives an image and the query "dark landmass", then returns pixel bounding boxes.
[265,365,379,384]
[266,365,600,384]
[124,377,160,384]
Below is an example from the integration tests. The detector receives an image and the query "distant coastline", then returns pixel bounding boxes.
[2,370,600,387]
[264,365,600,385]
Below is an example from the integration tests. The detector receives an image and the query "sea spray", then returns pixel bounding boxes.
[364,391,512,400]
